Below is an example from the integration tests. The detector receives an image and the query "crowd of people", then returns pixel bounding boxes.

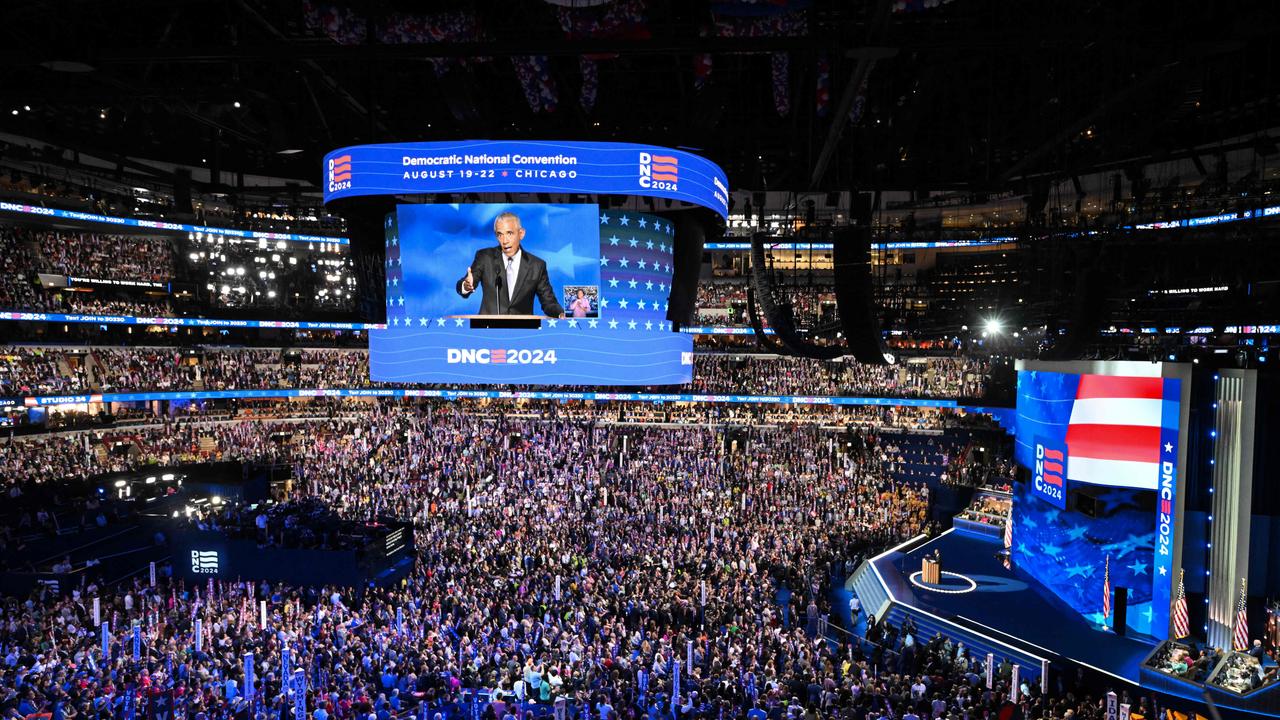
[0,346,991,400]
[36,230,175,282]
[0,401,957,720]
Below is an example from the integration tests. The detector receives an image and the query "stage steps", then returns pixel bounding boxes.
[847,560,892,621]
[881,603,1045,681]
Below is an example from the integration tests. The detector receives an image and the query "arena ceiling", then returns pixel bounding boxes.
[0,0,1277,197]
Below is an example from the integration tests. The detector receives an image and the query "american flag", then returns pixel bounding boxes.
[1064,375,1174,490]
[1102,554,1111,621]
[1002,509,1013,551]
[1171,569,1189,639]
[1233,577,1250,651]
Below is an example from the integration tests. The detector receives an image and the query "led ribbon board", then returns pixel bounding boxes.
[321,140,730,219]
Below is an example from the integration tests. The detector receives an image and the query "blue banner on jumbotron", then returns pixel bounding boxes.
[321,141,730,219]
[0,201,348,244]
[15,387,964,408]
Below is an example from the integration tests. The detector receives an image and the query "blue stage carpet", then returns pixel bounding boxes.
[877,530,1156,682]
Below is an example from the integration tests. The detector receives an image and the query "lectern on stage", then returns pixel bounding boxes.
[922,554,941,584]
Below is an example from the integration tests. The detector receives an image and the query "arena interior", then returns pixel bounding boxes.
[0,2,1278,720]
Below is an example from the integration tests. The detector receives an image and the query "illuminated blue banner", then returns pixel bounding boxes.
[16,386,965,408]
[321,141,730,219]
[0,201,348,245]
[704,239,1012,251]
[0,311,383,331]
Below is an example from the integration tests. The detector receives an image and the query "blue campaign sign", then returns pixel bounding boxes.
[322,141,730,219]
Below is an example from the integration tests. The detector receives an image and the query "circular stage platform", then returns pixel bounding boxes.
[909,569,979,594]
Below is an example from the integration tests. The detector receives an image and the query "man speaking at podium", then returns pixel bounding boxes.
[456,211,565,318]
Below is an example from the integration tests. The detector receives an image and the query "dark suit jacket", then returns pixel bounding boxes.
[455,247,564,317]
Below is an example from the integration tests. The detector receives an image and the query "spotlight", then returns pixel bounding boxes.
[983,318,1004,335]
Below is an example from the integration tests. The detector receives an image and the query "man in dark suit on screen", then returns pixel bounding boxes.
[456,211,565,317]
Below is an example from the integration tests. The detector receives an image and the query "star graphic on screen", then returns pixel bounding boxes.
[1086,612,1108,627]
[386,297,393,306]
[645,321,653,330]
[628,237,638,248]
[391,277,399,286]
[645,281,654,290]
[1064,564,1092,579]
[1041,542,1064,558]
[609,235,620,246]
[588,319,598,328]
[627,320,637,329]
[618,299,629,309]
[437,318,446,327]
[454,318,464,327]
[1142,606,1154,623]
[1064,525,1088,542]
[663,301,669,310]
[609,278,619,288]
[1158,566,1168,576]
[1164,442,1173,453]
[600,256,610,267]
[619,257,630,268]
[1127,560,1149,576]
[1022,516,1038,530]
[397,297,405,306]
[638,218,648,229]
[608,319,619,329]
[659,283,666,292]
[619,215,630,226]
[392,318,400,326]
[501,171,508,177]
[600,299,609,308]
[1097,489,1140,513]
[547,319,558,328]
[645,240,655,250]
[600,213,610,225]
[638,260,648,269]
[637,300,647,310]
[1016,542,1029,555]
[419,318,428,326]
[627,279,638,289]
[567,320,577,328]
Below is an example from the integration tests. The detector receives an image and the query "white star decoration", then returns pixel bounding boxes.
[628,238,638,248]
[609,278,619,288]
[608,319,619,329]
[437,318,446,327]
[454,318,464,327]
[600,213,610,225]
[619,215,630,226]
[588,319,598,328]
[627,320,637,329]
[547,319,558,328]
[628,279,638,289]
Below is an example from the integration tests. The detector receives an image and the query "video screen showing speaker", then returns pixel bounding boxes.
[1009,362,1188,641]
[372,203,693,385]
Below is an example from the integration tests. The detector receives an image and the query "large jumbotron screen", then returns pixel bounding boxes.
[323,139,727,387]
[370,202,692,385]
[1011,361,1190,640]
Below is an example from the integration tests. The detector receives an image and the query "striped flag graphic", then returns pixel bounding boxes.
[1171,569,1189,639]
[1102,554,1111,621]
[1002,508,1013,551]
[1064,375,1176,490]
[649,154,679,182]
[330,154,352,182]
[1233,577,1250,651]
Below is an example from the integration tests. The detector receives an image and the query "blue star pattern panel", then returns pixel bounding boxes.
[371,207,693,386]
[1011,480,1159,637]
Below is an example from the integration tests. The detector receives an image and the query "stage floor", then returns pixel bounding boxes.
[874,530,1157,682]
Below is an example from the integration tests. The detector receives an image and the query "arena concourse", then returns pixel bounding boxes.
[0,4,1277,720]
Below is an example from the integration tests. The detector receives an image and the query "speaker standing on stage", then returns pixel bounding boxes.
[456,211,565,317]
